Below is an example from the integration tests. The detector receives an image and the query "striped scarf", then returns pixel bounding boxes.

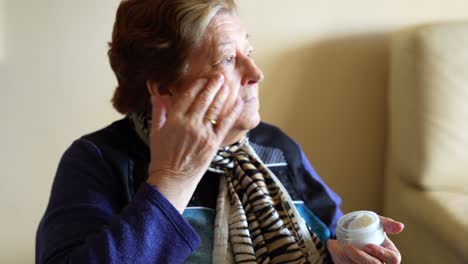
[129,113,328,264]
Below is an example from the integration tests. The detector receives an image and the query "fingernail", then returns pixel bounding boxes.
[397,222,405,231]
[391,221,404,231]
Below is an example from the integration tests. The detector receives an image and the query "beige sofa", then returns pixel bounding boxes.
[384,22,468,264]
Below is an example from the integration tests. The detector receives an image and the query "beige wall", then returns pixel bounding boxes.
[2,0,467,262]
[3,1,121,263]
[237,0,467,213]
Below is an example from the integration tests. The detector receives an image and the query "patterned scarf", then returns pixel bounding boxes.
[129,112,327,264]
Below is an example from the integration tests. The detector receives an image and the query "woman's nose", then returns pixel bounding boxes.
[241,57,264,86]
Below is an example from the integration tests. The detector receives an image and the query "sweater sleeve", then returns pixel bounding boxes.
[294,142,343,238]
[36,139,200,264]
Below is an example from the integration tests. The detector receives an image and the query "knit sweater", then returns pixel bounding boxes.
[36,118,342,263]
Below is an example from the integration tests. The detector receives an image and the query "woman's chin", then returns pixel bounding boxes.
[222,112,260,145]
[238,99,261,129]
[235,112,261,132]
[246,114,261,130]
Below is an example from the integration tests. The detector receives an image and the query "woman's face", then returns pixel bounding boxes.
[173,14,264,143]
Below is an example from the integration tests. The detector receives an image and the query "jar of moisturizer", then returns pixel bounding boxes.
[336,211,385,249]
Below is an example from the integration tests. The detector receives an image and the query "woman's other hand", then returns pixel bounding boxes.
[327,216,404,264]
[146,74,243,212]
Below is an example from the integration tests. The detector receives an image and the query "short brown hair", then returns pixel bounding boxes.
[108,0,237,114]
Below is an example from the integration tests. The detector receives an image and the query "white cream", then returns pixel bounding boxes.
[336,211,385,249]
[348,213,374,230]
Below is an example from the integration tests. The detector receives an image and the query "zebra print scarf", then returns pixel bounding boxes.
[129,113,327,264]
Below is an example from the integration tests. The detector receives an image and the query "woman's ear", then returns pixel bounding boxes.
[146,80,159,96]
[146,80,173,107]
[147,80,173,96]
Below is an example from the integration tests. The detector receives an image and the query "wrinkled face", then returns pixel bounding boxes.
[175,14,264,142]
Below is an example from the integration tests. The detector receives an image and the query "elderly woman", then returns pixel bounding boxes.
[36,0,403,263]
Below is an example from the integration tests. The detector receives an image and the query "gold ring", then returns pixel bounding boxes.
[205,116,217,125]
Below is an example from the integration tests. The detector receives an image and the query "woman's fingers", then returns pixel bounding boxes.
[203,83,229,123]
[363,236,402,264]
[327,240,357,264]
[379,216,405,234]
[344,244,382,264]
[169,74,235,132]
[328,236,402,264]
[172,78,211,114]
[187,74,225,117]
[214,98,243,138]
[381,234,398,251]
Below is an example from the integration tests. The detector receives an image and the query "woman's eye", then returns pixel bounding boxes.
[224,56,235,64]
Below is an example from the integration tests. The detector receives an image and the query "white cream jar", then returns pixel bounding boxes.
[336,211,385,249]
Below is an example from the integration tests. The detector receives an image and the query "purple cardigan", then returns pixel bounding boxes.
[36,118,342,263]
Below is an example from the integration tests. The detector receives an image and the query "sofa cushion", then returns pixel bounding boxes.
[403,190,468,260]
[390,22,468,192]
[384,167,468,263]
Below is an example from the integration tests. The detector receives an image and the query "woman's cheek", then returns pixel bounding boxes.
[216,68,241,106]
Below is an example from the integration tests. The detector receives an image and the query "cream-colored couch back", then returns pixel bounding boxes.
[390,22,468,192]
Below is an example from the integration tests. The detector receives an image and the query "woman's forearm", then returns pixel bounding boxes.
[37,183,200,264]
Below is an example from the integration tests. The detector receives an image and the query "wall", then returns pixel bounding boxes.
[2,0,467,262]
[237,0,468,213]
[2,1,121,263]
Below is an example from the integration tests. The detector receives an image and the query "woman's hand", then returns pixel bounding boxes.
[146,74,243,212]
[327,216,404,264]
